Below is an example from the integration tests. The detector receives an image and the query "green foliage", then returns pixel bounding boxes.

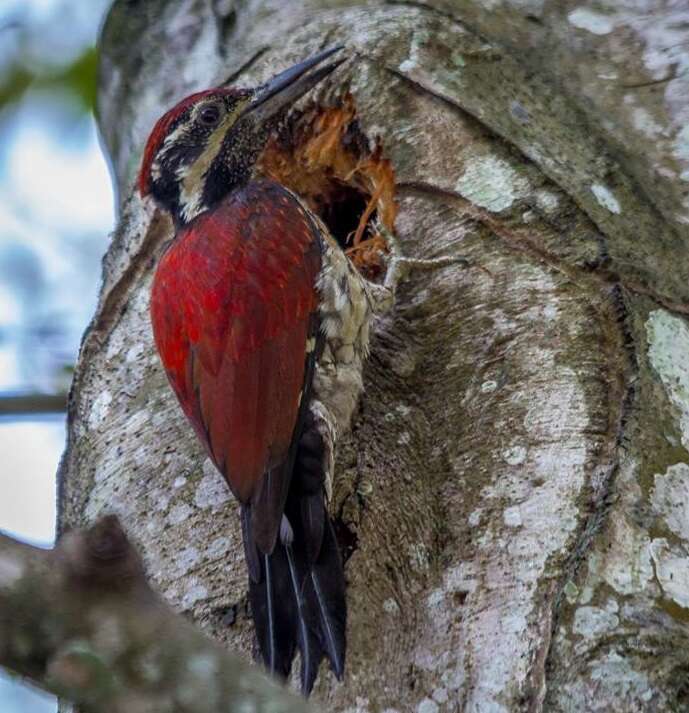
[58,47,99,112]
[0,46,99,115]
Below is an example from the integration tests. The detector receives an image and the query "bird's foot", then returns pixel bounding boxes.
[368,220,470,313]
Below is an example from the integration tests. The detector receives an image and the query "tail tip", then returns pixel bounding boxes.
[300,657,345,696]
[331,655,345,681]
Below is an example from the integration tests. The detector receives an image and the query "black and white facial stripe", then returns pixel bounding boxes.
[147,91,255,225]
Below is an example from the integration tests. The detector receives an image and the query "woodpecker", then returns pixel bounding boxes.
[139,47,373,693]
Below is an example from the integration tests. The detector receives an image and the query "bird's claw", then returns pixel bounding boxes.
[372,220,470,302]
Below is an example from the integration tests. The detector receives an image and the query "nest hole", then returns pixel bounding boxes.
[320,181,372,252]
[258,94,396,279]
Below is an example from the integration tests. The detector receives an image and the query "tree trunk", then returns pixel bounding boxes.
[59,1,689,711]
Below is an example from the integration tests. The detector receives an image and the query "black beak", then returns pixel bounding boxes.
[245,46,345,123]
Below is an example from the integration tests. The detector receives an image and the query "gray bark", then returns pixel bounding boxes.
[58,1,689,711]
[0,517,310,713]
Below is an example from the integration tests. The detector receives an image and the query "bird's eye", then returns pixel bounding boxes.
[199,104,221,126]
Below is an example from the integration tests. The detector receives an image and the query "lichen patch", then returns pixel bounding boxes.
[673,124,689,163]
[590,183,621,214]
[503,445,527,465]
[181,580,209,610]
[651,463,689,540]
[567,8,615,35]
[650,538,689,608]
[417,698,439,713]
[193,461,232,510]
[88,390,113,430]
[646,309,689,450]
[573,605,619,638]
[455,155,530,212]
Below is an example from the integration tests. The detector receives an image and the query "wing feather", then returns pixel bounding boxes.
[151,180,323,538]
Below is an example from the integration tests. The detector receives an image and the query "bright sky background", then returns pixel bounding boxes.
[0,0,114,709]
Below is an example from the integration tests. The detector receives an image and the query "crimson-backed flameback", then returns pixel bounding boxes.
[138,47,370,693]
[139,45,461,694]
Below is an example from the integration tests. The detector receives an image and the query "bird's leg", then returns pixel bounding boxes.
[366,220,470,314]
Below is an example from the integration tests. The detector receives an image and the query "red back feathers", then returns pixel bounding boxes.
[149,179,322,506]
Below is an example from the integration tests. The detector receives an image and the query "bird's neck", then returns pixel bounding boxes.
[172,165,268,227]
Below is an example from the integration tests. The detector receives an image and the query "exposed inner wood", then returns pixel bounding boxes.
[259,94,396,278]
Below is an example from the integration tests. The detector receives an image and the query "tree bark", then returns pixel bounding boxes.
[57,1,689,711]
[0,517,310,713]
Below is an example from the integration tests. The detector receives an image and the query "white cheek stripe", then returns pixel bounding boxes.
[179,184,205,222]
[175,104,246,222]
[177,121,229,221]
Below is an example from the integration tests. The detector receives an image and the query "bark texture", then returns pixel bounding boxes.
[58,1,689,711]
[0,517,310,713]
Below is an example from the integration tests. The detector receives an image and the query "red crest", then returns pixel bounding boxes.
[138,89,219,196]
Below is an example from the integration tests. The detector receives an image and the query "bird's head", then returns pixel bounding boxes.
[139,46,344,225]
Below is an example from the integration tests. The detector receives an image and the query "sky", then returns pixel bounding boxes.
[0,0,115,709]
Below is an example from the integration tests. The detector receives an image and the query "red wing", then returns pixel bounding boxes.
[150,181,322,513]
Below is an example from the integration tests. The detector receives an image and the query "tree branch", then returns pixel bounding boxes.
[0,392,66,415]
[0,516,311,713]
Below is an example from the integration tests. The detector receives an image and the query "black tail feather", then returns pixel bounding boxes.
[303,515,346,680]
[285,543,322,692]
[243,492,346,695]
[241,505,260,583]
[249,548,298,678]
[300,492,325,564]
